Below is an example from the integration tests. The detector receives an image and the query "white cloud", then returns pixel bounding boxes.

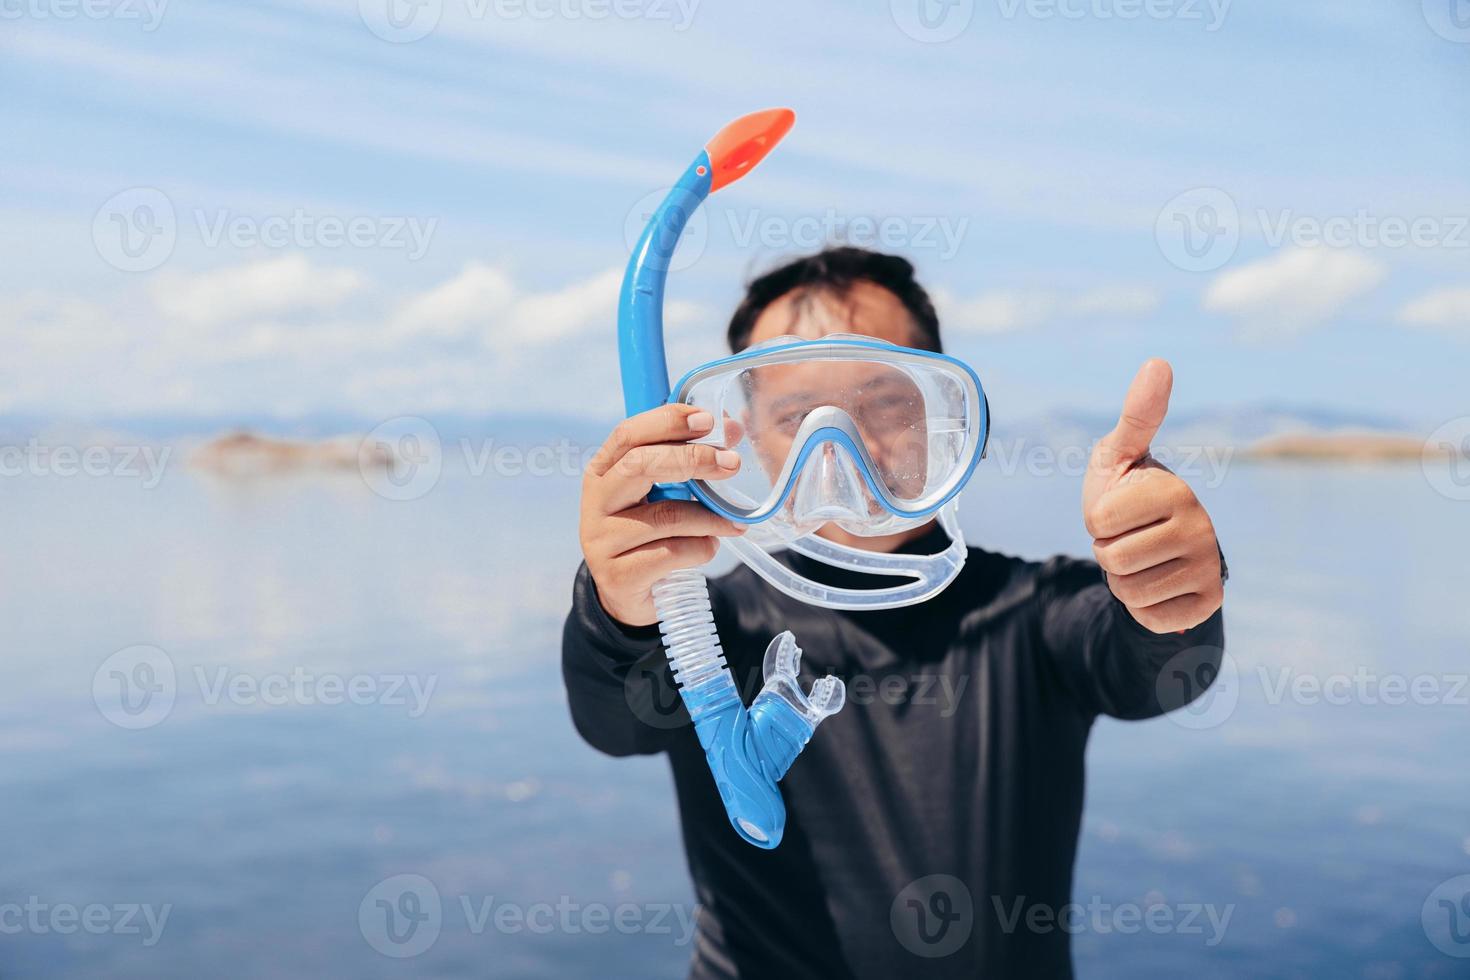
[1396,287,1470,333]
[491,268,622,348]
[390,261,517,340]
[0,256,712,419]
[150,255,364,327]
[940,285,1161,334]
[1203,248,1385,333]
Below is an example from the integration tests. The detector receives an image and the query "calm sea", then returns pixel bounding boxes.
[0,444,1466,978]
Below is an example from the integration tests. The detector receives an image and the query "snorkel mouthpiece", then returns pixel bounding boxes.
[619,109,844,849]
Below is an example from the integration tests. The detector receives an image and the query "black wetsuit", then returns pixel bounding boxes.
[561,525,1224,978]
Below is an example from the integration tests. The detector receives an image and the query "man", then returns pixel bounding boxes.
[563,247,1225,978]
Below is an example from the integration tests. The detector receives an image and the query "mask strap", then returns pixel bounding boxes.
[722,503,967,611]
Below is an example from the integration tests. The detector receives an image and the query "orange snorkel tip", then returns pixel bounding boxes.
[704,108,795,192]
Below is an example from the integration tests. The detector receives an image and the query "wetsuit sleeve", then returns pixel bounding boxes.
[1035,555,1225,720]
[561,562,684,757]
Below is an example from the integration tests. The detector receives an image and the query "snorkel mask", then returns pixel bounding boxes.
[618,109,989,848]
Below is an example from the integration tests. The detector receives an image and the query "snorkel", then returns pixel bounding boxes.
[618,109,845,849]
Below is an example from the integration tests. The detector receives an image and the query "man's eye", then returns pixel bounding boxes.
[776,410,808,431]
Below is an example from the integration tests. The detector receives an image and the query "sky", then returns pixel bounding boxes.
[3,0,1468,428]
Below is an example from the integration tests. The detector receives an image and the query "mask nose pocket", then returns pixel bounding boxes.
[789,440,870,524]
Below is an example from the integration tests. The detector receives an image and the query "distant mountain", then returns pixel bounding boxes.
[0,404,1425,455]
[1000,403,1419,452]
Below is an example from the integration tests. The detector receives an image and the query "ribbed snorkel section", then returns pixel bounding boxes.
[651,570,740,720]
[651,570,841,849]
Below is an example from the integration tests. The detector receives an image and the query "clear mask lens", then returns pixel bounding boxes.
[678,335,983,540]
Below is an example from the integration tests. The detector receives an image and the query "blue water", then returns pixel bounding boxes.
[0,448,1466,978]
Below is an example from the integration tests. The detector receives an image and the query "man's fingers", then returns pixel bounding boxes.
[1105,556,1199,609]
[606,500,747,551]
[1124,589,1222,635]
[1092,518,1190,576]
[596,443,741,512]
[587,405,716,479]
[614,536,722,588]
[1092,358,1173,472]
[1083,478,1177,539]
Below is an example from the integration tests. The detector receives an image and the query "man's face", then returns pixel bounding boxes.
[742,282,930,506]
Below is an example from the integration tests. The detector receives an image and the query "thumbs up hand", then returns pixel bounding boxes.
[1083,359,1223,633]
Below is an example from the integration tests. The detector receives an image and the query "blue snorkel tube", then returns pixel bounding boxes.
[617,109,846,849]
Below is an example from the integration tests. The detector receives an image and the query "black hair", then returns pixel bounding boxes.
[725,247,942,354]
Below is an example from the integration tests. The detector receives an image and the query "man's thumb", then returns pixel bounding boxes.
[1095,358,1173,469]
